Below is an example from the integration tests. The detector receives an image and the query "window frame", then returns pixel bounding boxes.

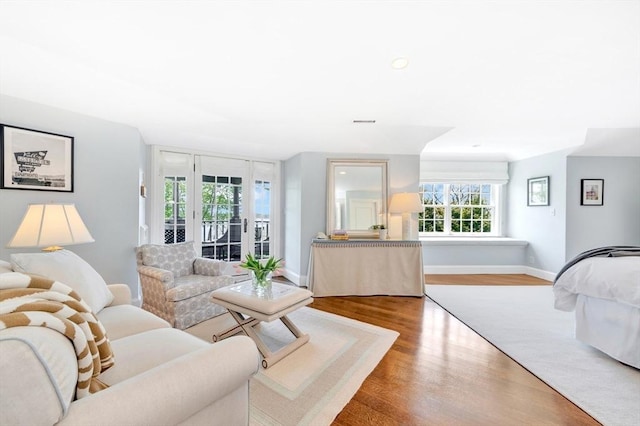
[418,182,503,237]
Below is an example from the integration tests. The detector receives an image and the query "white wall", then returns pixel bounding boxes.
[0,95,144,295]
[284,152,420,284]
[507,149,570,274]
[283,155,302,281]
[565,156,640,259]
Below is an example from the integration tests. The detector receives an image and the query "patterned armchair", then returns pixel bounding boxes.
[136,241,235,329]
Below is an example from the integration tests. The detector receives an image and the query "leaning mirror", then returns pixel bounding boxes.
[326,159,388,238]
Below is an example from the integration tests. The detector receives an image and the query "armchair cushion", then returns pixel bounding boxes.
[166,274,235,302]
[140,241,196,278]
[194,257,226,276]
[10,250,114,314]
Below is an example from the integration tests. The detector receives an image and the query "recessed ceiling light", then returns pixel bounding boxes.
[353,120,376,124]
[391,57,409,70]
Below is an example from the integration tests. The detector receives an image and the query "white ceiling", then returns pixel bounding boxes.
[1,0,638,161]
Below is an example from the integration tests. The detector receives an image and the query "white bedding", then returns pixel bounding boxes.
[575,294,640,368]
[553,256,640,311]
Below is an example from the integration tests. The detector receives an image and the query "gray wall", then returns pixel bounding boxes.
[283,155,302,279]
[6,98,635,288]
[423,242,526,270]
[284,152,420,284]
[565,156,640,258]
[0,95,144,295]
[507,149,570,273]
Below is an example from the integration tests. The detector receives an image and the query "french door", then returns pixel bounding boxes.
[156,149,277,263]
[195,156,247,261]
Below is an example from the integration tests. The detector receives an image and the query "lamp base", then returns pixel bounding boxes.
[401,213,412,240]
[42,246,64,252]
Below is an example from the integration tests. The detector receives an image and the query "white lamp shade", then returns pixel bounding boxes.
[7,204,94,249]
[389,193,422,213]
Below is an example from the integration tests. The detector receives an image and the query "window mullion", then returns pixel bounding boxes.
[444,184,452,235]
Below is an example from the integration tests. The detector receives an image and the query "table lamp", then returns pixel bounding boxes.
[7,203,95,252]
[389,193,422,240]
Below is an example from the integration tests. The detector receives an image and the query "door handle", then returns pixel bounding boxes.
[244,218,248,233]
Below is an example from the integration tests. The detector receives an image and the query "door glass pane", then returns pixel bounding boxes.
[201,174,243,261]
[164,176,186,244]
[254,179,271,259]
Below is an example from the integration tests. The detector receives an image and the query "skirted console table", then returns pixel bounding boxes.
[307,239,424,297]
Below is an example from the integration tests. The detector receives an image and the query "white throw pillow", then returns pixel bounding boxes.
[0,260,13,274]
[10,250,114,313]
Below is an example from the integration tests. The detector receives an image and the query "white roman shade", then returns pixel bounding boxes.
[420,161,509,184]
[160,151,191,175]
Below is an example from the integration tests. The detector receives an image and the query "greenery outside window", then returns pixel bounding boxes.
[419,182,500,236]
[164,176,187,244]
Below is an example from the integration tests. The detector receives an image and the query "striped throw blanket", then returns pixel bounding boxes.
[0,272,114,399]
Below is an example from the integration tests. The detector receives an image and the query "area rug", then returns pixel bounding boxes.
[186,307,398,426]
[425,284,640,426]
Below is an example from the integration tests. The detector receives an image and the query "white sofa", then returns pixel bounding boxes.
[0,253,260,426]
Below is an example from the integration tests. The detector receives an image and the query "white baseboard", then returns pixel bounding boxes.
[292,265,556,288]
[522,266,556,282]
[282,268,304,287]
[424,264,556,281]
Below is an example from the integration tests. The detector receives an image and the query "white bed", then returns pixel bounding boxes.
[554,252,640,369]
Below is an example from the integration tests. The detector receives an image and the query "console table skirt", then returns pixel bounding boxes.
[308,240,424,297]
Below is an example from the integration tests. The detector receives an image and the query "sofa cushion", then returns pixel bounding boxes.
[0,260,12,274]
[97,305,170,341]
[0,327,77,425]
[140,242,196,278]
[97,328,208,386]
[10,250,114,313]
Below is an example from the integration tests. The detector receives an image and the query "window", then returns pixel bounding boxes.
[164,176,187,244]
[253,179,271,259]
[418,183,500,235]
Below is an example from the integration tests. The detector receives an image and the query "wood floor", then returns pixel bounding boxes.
[308,274,600,426]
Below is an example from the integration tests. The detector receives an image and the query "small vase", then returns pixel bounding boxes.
[379,229,387,240]
[251,271,273,297]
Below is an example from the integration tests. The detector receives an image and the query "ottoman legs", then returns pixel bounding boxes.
[213,310,310,368]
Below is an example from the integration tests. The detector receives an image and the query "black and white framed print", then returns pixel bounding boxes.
[581,179,604,206]
[1,124,74,192]
[527,176,549,206]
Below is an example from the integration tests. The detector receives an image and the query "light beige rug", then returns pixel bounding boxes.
[426,285,640,426]
[186,307,398,426]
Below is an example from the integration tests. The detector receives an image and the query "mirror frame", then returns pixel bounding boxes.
[326,159,389,238]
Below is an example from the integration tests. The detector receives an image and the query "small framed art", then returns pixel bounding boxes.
[1,124,74,192]
[581,179,604,206]
[527,176,549,206]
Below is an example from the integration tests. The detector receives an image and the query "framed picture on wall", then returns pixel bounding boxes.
[581,179,604,206]
[527,176,549,206]
[1,124,74,192]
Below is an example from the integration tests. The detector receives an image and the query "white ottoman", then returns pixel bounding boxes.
[211,281,313,368]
